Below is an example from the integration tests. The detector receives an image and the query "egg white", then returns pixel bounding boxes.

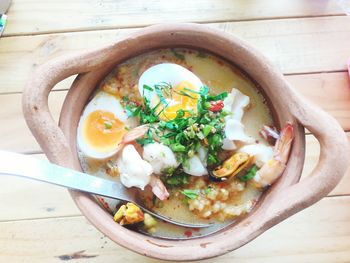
[138,63,203,107]
[77,91,128,159]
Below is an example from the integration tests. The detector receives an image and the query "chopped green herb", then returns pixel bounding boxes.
[104,121,113,129]
[171,143,186,152]
[171,48,185,60]
[202,125,213,137]
[124,81,227,166]
[204,187,212,195]
[165,174,190,187]
[162,166,176,176]
[207,92,228,101]
[180,189,199,200]
[143,85,154,91]
[136,129,154,146]
[239,165,258,182]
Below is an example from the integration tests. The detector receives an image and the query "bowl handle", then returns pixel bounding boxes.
[264,86,349,224]
[22,50,106,166]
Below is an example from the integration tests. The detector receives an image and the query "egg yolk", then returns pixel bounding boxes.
[158,81,199,120]
[83,110,126,153]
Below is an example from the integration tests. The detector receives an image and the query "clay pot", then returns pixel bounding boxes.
[22,24,350,261]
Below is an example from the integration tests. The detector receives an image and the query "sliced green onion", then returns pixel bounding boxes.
[180,189,199,200]
[239,165,258,182]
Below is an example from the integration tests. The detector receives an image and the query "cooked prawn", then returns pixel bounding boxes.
[149,175,169,201]
[252,123,294,188]
[122,124,149,144]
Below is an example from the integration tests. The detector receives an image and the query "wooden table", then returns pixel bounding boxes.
[1,1,350,262]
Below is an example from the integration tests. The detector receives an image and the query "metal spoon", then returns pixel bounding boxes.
[0,150,211,228]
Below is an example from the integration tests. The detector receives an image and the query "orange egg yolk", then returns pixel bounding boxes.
[157,81,199,120]
[83,110,126,153]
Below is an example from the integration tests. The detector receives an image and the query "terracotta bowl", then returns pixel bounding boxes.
[22,24,349,261]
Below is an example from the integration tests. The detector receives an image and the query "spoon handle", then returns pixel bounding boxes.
[0,150,133,201]
[0,151,212,229]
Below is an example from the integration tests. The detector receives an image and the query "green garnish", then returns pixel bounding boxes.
[180,189,199,200]
[104,121,113,129]
[162,166,176,176]
[239,165,258,182]
[136,128,154,146]
[171,48,185,60]
[165,174,190,187]
[123,83,228,167]
[204,187,212,195]
[171,143,186,152]
[143,85,154,92]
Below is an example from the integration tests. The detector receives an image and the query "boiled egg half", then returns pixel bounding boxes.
[77,91,129,159]
[138,63,203,120]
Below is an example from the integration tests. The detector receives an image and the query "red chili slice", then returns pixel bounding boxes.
[209,100,224,112]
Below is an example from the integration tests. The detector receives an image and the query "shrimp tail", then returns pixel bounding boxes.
[122,124,149,144]
[149,175,169,201]
[252,123,294,188]
[274,122,294,164]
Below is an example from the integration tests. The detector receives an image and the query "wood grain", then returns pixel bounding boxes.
[4,0,344,36]
[0,196,349,262]
[1,17,350,95]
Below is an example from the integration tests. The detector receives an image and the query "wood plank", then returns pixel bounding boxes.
[4,0,344,36]
[0,153,80,221]
[1,17,350,95]
[0,196,349,262]
[288,72,350,131]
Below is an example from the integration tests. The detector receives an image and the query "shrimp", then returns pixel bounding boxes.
[149,175,169,201]
[113,124,149,157]
[122,124,149,144]
[252,123,294,188]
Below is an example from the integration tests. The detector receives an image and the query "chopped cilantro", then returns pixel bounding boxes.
[123,82,228,166]
[180,189,199,200]
[143,85,154,91]
[238,165,258,182]
[104,121,113,129]
[204,187,212,195]
[165,174,190,187]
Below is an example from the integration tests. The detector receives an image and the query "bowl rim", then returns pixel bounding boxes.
[22,23,350,261]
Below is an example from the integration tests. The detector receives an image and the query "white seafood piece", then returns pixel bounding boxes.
[117,144,153,190]
[222,138,237,150]
[223,88,253,144]
[142,142,179,174]
[184,155,208,176]
[223,88,250,122]
[198,146,208,167]
[239,144,274,167]
[225,119,254,143]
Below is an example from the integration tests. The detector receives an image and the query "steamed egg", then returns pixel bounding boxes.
[77,91,129,159]
[138,63,203,120]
